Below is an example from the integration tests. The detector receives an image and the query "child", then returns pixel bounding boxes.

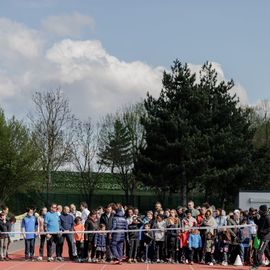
[220,229,230,266]
[143,223,154,263]
[94,224,107,262]
[176,229,189,263]
[73,216,85,262]
[153,214,166,263]
[188,229,202,264]
[203,231,215,265]
[127,215,142,263]
[0,213,8,261]
[21,208,37,261]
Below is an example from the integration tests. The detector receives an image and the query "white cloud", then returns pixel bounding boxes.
[0,16,249,121]
[42,12,95,37]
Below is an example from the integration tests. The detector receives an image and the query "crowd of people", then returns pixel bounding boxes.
[0,201,269,269]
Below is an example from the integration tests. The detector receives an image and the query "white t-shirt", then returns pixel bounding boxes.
[81,208,90,224]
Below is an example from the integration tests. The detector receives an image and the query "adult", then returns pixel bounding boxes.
[59,206,75,260]
[176,206,186,222]
[126,208,134,225]
[227,210,241,265]
[44,203,63,262]
[215,208,227,227]
[84,211,99,262]
[69,204,81,219]
[154,202,163,213]
[80,202,90,225]
[37,207,47,261]
[56,205,63,216]
[187,201,199,218]
[251,205,270,270]
[197,207,206,227]
[111,204,128,264]
[100,204,115,262]
[202,210,217,235]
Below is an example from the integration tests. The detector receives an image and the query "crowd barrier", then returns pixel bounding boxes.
[2,223,255,235]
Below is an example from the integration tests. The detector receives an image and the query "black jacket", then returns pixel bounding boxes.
[255,211,270,241]
[143,231,154,245]
[100,212,114,230]
[0,219,8,239]
[84,218,99,242]
[127,223,142,241]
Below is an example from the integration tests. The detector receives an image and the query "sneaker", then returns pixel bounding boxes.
[25,257,30,262]
[156,259,160,263]
[37,256,43,261]
[133,259,137,263]
[112,260,121,265]
[128,259,133,263]
[222,261,228,266]
[88,258,92,263]
[30,257,35,262]
[209,262,214,266]
[185,259,189,264]
[249,267,258,270]
[190,261,194,265]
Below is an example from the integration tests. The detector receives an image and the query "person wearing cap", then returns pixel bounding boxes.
[250,204,270,270]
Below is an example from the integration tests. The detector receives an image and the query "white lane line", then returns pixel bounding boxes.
[100,264,107,270]
[3,262,26,270]
[52,263,67,270]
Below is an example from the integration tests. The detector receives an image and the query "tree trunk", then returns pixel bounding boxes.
[124,189,130,205]
[181,169,188,206]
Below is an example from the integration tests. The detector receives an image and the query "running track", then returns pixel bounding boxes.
[0,243,263,270]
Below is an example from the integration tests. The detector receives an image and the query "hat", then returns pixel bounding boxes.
[259,205,268,212]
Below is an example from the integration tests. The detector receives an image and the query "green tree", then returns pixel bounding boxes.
[99,116,134,204]
[135,60,254,206]
[0,109,39,204]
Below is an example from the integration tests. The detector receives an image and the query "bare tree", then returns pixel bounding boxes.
[71,118,105,205]
[30,88,75,205]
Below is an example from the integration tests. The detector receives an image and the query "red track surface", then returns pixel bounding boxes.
[0,244,264,270]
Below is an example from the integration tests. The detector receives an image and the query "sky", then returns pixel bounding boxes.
[0,0,269,121]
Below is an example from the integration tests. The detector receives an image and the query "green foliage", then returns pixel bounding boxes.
[0,109,40,203]
[135,60,254,206]
[99,119,133,171]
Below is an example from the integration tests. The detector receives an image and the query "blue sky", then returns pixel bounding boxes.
[0,0,269,119]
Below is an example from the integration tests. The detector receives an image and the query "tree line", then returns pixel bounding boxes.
[0,60,270,208]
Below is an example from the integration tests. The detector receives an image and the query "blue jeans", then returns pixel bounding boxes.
[25,238,35,259]
[112,240,124,261]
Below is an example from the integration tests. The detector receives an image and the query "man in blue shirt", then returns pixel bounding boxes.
[44,203,63,262]
[21,208,37,261]
[59,206,75,260]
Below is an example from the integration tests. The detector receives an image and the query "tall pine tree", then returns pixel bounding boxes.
[135,60,254,206]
